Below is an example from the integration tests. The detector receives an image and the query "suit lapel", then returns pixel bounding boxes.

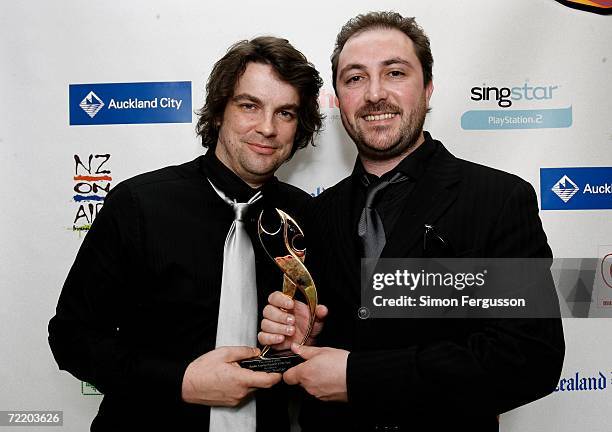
[381,143,462,258]
[332,177,360,265]
[321,177,362,304]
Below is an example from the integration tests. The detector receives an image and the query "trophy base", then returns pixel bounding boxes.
[239,350,304,373]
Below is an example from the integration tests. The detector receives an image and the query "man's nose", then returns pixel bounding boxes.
[255,112,277,137]
[364,77,388,104]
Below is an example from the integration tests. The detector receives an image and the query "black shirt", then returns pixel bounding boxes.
[350,132,438,245]
[48,151,310,431]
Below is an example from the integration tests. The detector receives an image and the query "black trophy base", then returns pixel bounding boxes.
[239,350,304,373]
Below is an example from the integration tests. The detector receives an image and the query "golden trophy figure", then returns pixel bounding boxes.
[239,209,317,373]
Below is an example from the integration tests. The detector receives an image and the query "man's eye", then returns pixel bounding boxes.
[389,70,405,77]
[346,76,363,84]
[279,111,296,120]
[241,103,256,110]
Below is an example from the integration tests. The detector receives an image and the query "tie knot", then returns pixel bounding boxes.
[207,179,263,221]
[364,172,409,208]
[232,202,250,221]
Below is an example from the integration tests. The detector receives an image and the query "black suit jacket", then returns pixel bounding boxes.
[299,137,565,431]
[48,156,309,431]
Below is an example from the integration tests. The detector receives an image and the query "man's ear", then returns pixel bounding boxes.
[425,80,434,108]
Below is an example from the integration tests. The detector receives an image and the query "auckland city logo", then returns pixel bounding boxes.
[541,167,612,210]
[551,175,579,203]
[69,81,192,125]
[79,91,105,118]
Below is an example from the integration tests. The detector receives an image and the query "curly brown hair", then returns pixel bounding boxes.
[195,36,324,156]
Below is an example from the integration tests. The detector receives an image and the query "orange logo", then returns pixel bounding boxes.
[554,0,612,14]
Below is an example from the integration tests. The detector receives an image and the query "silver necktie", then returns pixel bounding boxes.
[208,179,261,432]
[358,172,409,258]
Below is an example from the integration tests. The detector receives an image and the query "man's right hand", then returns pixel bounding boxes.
[181,346,281,407]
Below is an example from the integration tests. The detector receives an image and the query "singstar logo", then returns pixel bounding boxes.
[79,91,105,118]
[470,83,558,108]
[462,81,571,130]
[551,175,579,203]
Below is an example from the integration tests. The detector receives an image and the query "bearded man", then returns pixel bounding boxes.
[258,12,565,431]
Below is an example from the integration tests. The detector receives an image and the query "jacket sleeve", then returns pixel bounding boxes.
[48,184,189,401]
[346,179,565,415]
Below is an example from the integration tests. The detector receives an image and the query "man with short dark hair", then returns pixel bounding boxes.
[49,36,323,432]
[259,12,565,431]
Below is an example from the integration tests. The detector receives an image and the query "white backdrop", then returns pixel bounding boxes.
[1,0,611,430]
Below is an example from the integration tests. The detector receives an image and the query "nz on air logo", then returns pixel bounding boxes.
[79,91,105,118]
[461,80,572,130]
[551,175,579,203]
[71,154,112,233]
[69,81,192,125]
[541,167,612,210]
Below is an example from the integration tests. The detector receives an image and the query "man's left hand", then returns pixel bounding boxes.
[283,343,349,402]
[258,291,328,351]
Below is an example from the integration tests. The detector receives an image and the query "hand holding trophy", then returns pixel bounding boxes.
[239,209,324,373]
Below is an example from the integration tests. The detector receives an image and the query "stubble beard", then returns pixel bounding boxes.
[216,135,284,186]
[236,142,286,181]
[343,96,428,161]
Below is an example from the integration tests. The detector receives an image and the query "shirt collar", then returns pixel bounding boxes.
[200,149,279,202]
[351,131,438,186]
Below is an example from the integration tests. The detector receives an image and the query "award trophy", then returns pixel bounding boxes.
[239,209,318,373]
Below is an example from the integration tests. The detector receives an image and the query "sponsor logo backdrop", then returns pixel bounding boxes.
[1,1,611,431]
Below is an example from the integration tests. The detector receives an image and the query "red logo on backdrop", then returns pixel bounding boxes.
[602,253,612,289]
[318,88,339,110]
[554,0,612,14]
